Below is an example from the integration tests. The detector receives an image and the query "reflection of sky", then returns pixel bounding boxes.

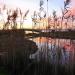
[30,37,75,65]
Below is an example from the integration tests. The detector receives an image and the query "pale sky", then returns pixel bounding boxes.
[0,0,75,16]
[0,0,75,29]
[0,0,64,15]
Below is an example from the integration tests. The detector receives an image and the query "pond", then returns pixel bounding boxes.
[30,37,75,66]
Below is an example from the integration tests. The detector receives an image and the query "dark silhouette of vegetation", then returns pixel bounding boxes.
[0,29,38,75]
[0,0,75,75]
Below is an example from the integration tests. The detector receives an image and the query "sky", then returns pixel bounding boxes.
[0,0,75,16]
[0,0,75,29]
[0,0,67,16]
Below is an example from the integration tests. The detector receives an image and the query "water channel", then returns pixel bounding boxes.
[29,37,75,75]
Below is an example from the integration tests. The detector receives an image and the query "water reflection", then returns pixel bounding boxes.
[30,37,75,66]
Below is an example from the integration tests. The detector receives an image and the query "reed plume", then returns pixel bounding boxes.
[40,0,44,7]
[64,0,70,7]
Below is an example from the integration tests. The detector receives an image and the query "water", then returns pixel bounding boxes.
[29,37,75,75]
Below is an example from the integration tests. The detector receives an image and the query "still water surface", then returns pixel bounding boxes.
[30,37,75,66]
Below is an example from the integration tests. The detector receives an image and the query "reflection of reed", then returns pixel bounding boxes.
[31,37,75,75]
